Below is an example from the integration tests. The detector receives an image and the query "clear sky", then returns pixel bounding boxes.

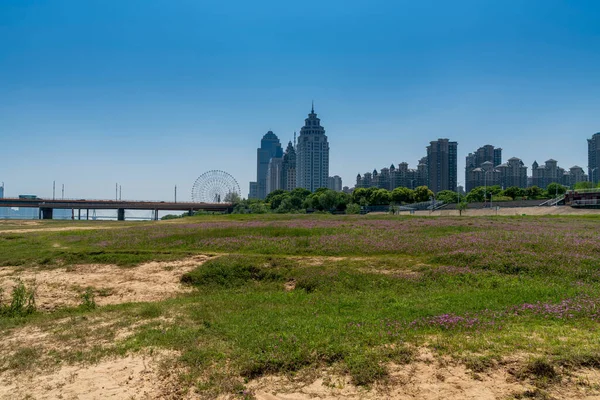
[1,0,599,200]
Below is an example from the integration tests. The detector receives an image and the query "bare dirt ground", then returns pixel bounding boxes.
[249,358,600,400]
[0,351,190,400]
[0,255,212,310]
[4,344,600,400]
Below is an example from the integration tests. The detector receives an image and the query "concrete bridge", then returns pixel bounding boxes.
[0,198,232,220]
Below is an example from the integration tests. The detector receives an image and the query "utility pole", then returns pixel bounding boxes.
[115,183,118,201]
[119,185,122,201]
[62,184,64,200]
[53,181,56,200]
[174,185,177,203]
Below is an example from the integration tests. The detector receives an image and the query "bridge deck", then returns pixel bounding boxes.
[0,198,231,212]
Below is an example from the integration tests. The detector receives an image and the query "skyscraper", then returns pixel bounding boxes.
[296,104,329,192]
[256,131,283,199]
[588,133,600,184]
[281,141,297,191]
[427,138,457,193]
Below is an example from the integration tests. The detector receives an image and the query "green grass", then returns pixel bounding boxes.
[2,214,600,397]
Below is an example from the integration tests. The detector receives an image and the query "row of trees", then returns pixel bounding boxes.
[233,188,359,214]
[229,180,597,214]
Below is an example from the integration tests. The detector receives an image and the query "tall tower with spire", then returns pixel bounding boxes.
[295,104,329,192]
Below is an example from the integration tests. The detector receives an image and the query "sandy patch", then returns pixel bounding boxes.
[249,360,600,400]
[0,255,212,310]
[0,352,191,400]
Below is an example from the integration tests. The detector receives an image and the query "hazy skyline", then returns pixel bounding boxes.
[2,1,599,200]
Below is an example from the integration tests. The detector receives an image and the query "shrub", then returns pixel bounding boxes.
[80,287,96,310]
[181,256,285,288]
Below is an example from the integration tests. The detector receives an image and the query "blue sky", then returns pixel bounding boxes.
[1,0,599,200]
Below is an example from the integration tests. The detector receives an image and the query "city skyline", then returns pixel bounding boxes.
[1,1,600,200]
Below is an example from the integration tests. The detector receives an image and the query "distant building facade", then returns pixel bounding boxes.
[427,138,457,193]
[296,105,329,192]
[248,182,258,199]
[531,159,564,189]
[327,175,342,191]
[256,131,283,199]
[567,166,587,187]
[465,145,502,192]
[281,141,297,192]
[466,161,500,191]
[356,159,428,191]
[265,157,283,195]
[588,133,600,184]
[496,157,528,189]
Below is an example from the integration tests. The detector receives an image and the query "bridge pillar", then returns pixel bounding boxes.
[117,208,125,221]
[40,208,54,220]
[78,209,81,220]
[188,209,194,216]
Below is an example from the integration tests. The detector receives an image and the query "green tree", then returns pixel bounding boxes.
[318,190,338,211]
[526,186,544,199]
[457,201,468,216]
[224,192,242,204]
[335,192,351,211]
[502,186,525,200]
[546,182,567,197]
[269,193,290,210]
[352,188,369,205]
[435,190,458,204]
[574,181,594,190]
[466,187,486,202]
[265,189,287,203]
[391,187,414,204]
[413,186,434,203]
[249,202,268,214]
[276,197,297,213]
[290,187,311,200]
[346,203,361,214]
[369,189,392,205]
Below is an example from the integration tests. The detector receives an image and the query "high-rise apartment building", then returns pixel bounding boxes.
[281,141,297,192]
[327,175,342,192]
[567,166,587,187]
[465,145,502,192]
[427,139,457,193]
[256,131,283,199]
[296,105,329,192]
[588,133,600,184]
[265,157,283,195]
[531,159,565,189]
[496,157,528,189]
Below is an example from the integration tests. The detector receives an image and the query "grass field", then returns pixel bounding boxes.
[1,214,600,399]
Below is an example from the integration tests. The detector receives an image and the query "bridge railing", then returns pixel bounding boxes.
[0,197,230,205]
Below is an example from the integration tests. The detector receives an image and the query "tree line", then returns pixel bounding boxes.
[228,181,598,214]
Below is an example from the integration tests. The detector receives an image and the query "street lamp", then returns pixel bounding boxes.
[482,161,493,209]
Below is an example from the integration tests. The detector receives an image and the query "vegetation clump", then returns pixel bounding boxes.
[0,278,36,318]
